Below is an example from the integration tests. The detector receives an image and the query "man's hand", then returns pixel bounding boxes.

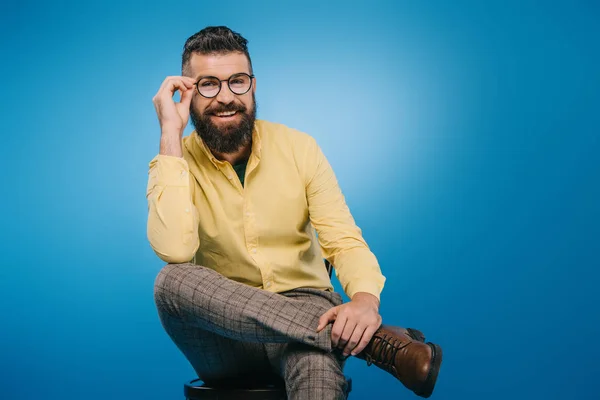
[152,76,196,156]
[316,292,382,357]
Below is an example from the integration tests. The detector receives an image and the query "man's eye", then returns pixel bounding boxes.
[201,81,218,87]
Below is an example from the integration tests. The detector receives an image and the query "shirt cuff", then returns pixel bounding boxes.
[333,248,386,301]
[346,281,384,301]
[148,154,190,187]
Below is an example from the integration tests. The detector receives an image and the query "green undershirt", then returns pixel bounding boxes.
[233,159,249,187]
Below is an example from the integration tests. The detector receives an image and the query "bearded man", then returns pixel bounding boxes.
[148,26,442,399]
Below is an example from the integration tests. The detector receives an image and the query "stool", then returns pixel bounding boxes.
[184,375,352,399]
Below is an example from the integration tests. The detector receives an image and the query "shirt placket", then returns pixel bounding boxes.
[217,162,243,194]
[243,157,274,291]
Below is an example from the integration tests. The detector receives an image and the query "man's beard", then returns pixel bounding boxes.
[189,95,257,154]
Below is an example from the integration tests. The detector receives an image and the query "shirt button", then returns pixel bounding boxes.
[185,208,189,213]
[252,248,257,254]
[265,282,271,288]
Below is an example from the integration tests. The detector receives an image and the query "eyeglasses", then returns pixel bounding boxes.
[195,73,255,98]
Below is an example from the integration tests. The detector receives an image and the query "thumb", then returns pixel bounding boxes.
[176,88,194,124]
[316,306,338,332]
[180,87,194,108]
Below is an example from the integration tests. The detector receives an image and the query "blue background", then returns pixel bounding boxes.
[1,0,599,399]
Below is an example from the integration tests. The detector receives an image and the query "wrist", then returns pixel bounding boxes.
[159,133,183,157]
[160,128,183,138]
[352,292,380,310]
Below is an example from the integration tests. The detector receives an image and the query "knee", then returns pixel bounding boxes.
[153,263,194,307]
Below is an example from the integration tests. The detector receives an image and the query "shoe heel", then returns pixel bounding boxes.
[407,328,426,342]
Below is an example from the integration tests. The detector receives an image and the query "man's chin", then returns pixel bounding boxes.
[210,122,243,136]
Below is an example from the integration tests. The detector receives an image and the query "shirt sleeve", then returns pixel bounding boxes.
[303,137,386,300]
[146,154,200,263]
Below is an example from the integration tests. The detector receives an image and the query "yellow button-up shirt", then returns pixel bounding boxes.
[146,119,386,299]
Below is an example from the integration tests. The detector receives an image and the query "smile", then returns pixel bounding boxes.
[214,111,237,117]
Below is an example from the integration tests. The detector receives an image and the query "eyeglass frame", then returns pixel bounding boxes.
[194,72,255,98]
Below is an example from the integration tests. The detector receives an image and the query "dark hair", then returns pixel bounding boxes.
[182,26,253,76]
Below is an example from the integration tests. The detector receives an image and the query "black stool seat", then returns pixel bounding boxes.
[184,376,352,399]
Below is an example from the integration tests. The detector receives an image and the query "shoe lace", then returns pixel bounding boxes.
[365,333,410,371]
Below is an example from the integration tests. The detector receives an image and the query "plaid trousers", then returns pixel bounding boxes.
[154,263,349,400]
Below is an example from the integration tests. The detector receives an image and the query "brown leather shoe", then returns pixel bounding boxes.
[357,325,442,398]
[405,327,426,342]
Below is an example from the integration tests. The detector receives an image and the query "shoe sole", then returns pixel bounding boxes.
[414,342,442,398]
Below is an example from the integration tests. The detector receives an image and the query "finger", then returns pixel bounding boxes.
[165,79,194,98]
[157,77,194,100]
[156,77,179,97]
[317,307,338,332]
[159,76,195,91]
[176,76,196,90]
[343,324,365,356]
[180,86,194,107]
[180,75,197,85]
[175,88,194,120]
[330,314,347,348]
[154,78,193,107]
[338,321,357,351]
[351,324,378,356]
[154,82,187,107]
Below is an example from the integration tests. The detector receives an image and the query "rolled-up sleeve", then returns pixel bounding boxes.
[146,154,200,263]
[303,138,386,300]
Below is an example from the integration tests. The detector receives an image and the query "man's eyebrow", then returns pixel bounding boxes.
[194,72,251,81]
[195,74,216,80]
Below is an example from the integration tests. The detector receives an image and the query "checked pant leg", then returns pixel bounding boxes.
[157,310,275,383]
[265,288,347,400]
[279,343,347,400]
[153,263,336,351]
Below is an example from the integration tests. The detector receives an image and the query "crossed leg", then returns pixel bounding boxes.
[154,263,348,399]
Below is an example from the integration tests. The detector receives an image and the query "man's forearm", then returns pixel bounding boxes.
[160,133,183,157]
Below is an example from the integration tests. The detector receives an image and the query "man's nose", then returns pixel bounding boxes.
[216,82,235,104]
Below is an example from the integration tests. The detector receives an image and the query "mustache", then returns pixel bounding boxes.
[203,103,247,116]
